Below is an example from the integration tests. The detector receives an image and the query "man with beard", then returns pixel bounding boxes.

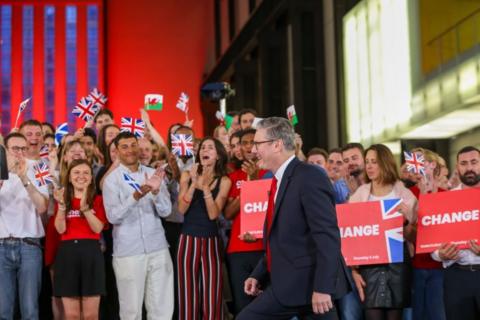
[338,143,365,320]
[103,131,173,319]
[432,146,480,320]
[342,143,366,195]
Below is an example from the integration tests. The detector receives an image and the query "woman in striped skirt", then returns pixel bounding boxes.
[177,137,231,320]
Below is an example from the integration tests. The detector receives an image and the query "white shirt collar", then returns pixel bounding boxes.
[274,155,296,184]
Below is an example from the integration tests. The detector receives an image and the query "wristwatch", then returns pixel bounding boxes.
[23,180,32,188]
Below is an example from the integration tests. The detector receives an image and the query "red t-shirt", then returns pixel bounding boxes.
[410,185,445,269]
[226,169,267,254]
[59,196,107,241]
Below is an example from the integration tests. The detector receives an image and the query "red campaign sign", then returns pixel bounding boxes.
[240,179,272,239]
[336,199,404,266]
[416,188,480,253]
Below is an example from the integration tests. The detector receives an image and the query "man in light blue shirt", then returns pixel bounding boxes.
[103,131,173,320]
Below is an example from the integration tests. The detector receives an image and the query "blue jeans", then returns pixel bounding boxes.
[0,239,42,320]
[412,268,446,320]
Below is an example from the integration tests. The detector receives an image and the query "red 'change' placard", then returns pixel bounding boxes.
[416,188,480,253]
[240,179,272,239]
[336,199,404,266]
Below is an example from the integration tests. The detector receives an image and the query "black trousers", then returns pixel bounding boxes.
[237,286,338,320]
[444,265,480,320]
[226,251,264,315]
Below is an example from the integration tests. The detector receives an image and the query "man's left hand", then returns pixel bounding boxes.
[312,292,333,314]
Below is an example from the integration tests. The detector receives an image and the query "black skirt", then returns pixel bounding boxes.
[53,239,106,297]
[359,253,412,309]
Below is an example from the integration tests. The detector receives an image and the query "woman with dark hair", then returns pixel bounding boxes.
[349,144,417,320]
[176,137,232,320]
[53,159,107,320]
[97,124,120,165]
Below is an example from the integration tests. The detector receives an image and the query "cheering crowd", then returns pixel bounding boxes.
[0,106,479,320]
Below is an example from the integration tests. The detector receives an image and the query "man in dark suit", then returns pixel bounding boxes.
[237,117,350,320]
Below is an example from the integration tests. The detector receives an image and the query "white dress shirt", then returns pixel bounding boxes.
[0,159,48,238]
[273,155,296,202]
[103,163,172,257]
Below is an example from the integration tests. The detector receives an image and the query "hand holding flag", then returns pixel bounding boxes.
[215,111,234,130]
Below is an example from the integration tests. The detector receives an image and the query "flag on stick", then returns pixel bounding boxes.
[287,105,298,126]
[55,123,69,146]
[120,117,145,138]
[33,162,54,186]
[215,111,234,130]
[87,88,107,109]
[171,134,194,157]
[176,92,189,113]
[144,94,163,111]
[14,97,31,129]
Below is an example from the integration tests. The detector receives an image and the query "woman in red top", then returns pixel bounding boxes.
[53,159,107,320]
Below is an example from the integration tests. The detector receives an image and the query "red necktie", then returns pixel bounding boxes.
[265,177,277,272]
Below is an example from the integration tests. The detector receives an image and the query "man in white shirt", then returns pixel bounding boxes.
[432,146,480,320]
[103,131,173,320]
[0,133,48,320]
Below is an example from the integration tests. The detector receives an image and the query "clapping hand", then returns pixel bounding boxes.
[144,167,165,192]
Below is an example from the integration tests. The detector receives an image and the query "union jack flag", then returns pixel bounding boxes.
[55,122,69,146]
[33,162,53,187]
[87,88,107,109]
[404,151,426,176]
[381,199,404,263]
[171,134,194,157]
[39,145,50,160]
[72,97,100,122]
[120,117,145,138]
[123,173,142,193]
[176,92,189,113]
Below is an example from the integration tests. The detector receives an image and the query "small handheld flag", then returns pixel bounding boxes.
[87,88,107,109]
[55,123,69,146]
[404,151,426,176]
[123,173,142,193]
[287,105,298,126]
[171,134,194,157]
[176,92,189,113]
[120,117,145,138]
[14,97,31,129]
[72,97,100,122]
[215,111,234,130]
[33,162,54,186]
[39,145,50,160]
[144,94,163,111]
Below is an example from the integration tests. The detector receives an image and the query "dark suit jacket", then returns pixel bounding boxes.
[251,157,351,306]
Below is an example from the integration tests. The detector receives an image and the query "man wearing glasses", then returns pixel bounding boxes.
[0,132,49,320]
[237,117,350,320]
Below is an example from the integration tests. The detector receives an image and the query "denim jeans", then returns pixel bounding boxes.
[0,239,42,320]
[338,288,364,320]
[411,268,446,320]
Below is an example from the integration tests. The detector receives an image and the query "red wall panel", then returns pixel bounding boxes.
[105,0,214,137]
